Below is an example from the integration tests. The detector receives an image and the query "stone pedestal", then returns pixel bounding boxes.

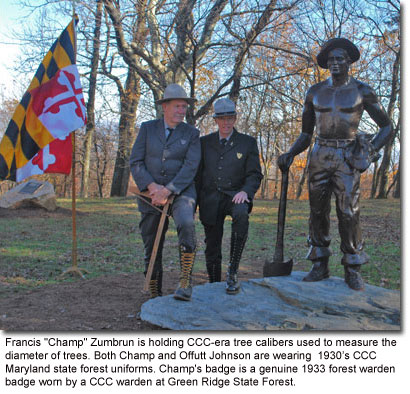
[140,271,400,330]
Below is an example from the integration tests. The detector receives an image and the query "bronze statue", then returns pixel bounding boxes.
[278,38,393,290]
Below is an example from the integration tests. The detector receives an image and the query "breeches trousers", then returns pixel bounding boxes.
[307,144,368,266]
[203,193,249,265]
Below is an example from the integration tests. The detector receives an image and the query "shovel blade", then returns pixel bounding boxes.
[263,258,293,277]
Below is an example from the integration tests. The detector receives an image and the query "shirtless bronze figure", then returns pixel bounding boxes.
[278,38,392,290]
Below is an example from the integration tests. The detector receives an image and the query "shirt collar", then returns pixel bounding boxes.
[219,130,234,141]
[164,119,182,130]
[164,120,172,131]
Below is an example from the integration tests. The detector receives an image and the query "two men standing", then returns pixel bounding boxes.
[130,85,262,300]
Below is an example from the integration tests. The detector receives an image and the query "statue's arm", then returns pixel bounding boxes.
[277,89,314,171]
[361,84,393,151]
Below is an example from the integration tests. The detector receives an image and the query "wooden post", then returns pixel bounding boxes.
[59,132,88,279]
[143,195,174,291]
[72,131,77,267]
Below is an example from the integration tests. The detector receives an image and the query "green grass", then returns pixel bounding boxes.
[0,197,400,296]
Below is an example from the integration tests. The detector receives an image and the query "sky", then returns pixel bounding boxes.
[0,1,28,94]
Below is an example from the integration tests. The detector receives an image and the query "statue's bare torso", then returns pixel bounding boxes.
[305,77,376,140]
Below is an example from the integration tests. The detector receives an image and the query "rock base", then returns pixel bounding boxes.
[140,271,400,330]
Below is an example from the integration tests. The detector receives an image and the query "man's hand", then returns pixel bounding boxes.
[147,182,163,195]
[277,152,294,172]
[232,191,249,204]
[148,183,172,206]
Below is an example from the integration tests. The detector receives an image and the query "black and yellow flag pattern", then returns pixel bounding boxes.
[0,16,80,182]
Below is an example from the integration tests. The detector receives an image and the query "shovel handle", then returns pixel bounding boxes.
[273,169,289,262]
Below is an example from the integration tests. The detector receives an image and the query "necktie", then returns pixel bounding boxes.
[166,127,173,140]
[220,138,227,147]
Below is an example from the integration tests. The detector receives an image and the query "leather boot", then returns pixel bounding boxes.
[226,233,247,294]
[344,265,365,291]
[148,271,162,298]
[206,261,222,283]
[303,258,330,282]
[174,245,196,301]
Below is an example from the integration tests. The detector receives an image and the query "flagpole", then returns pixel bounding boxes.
[72,9,78,275]
[72,131,77,268]
[59,132,89,279]
[59,13,88,279]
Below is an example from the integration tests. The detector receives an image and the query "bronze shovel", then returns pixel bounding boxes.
[263,168,293,276]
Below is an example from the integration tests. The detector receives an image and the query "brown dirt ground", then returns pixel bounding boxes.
[0,270,264,331]
[0,207,263,331]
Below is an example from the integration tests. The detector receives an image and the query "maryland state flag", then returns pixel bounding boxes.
[0,16,86,182]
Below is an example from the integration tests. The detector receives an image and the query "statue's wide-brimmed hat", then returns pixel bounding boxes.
[212,98,237,118]
[155,84,196,105]
[316,38,360,69]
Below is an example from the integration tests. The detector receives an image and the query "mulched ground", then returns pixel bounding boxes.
[0,269,264,331]
[0,206,263,330]
[0,206,85,219]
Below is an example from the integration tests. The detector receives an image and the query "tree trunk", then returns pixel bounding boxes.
[273,164,280,200]
[63,175,69,198]
[260,168,269,199]
[94,138,109,198]
[376,138,393,199]
[376,49,400,199]
[370,162,379,199]
[81,0,103,198]
[393,154,400,198]
[110,68,140,196]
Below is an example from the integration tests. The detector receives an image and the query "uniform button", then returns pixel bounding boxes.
[218,177,221,180]
[218,167,222,170]
[220,156,223,159]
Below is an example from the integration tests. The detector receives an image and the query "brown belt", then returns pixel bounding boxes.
[316,137,355,148]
